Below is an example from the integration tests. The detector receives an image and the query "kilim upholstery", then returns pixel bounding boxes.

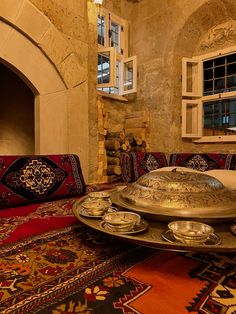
[169,153,236,171]
[121,152,168,182]
[0,154,86,209]
[121,152,236,182]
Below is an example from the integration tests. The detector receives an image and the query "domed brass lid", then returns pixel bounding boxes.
[111,169,236,222]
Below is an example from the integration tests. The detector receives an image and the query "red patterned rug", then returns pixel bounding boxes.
[1,224,235,314]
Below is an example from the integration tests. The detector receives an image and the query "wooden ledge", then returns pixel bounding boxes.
[98,90,128,102]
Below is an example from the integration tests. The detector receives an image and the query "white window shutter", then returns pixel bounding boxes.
[182,99,202,138]
[182,57,202,97]
[120,55,137,95]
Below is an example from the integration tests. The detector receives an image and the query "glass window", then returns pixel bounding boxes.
[123,60,133,91]
[203,53,236,95]
[203,98,236,135]
[182,49,236,141]
[97,16,105,46]
[110,22,120,53]
[98,53,110,84]
[97,9,137,95]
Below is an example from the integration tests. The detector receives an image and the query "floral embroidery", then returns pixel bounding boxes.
[103,276,125,288]
[84,286,109,301]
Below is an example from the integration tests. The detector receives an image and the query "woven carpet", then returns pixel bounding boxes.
[1,224,235,314]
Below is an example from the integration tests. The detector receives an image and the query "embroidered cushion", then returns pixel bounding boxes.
[121,152,168,182]
[169,153,234,171]
[0,154,86,209]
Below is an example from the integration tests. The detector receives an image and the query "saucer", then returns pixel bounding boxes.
[79,206,117,218]
[162,229,221,245]
[100,219,149,234]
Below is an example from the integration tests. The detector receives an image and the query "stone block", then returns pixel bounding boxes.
[58,53,87,88]
[16,1,51,43]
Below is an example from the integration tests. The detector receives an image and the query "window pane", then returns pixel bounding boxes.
[214,78,224,92]
[203,53,236,95]
[111,22,120,53]
[204,80,213,95]
[98,16,105,46]
[230,100,236,113]
[204,68,213,80]
[227,75,236,89]
[227,63,236,76]
[227,54,236,63]
[214,66,225,78]
[204,60,213,69]
[203,98,236,135]
[123,60,133,91]
[214,56,225,66]
[98,53,110,84]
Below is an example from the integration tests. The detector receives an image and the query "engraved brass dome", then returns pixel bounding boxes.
[111,169,236,222]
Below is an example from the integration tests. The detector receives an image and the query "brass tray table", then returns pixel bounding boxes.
[73,197,236,253]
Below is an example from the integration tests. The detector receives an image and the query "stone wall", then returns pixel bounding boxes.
[120,0,236,155]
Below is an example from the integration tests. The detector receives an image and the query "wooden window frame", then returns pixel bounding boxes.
[97,8,137,96]
[120,56,137,95]
[97,47,116,88]
[182,46,236,143]
[98,8,128,58]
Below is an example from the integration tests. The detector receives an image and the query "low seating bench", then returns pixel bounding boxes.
[0,153,235,313]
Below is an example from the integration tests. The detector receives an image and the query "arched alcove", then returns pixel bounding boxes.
[0,62,34,154]
[0,0,89,181]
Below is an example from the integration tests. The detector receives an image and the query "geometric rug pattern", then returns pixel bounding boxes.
[1,224,235,314]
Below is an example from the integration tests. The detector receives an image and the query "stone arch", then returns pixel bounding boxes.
[167,0,236,153]
[0,0,88,179]
[173,0,236,58]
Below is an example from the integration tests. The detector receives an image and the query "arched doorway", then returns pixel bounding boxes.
[0,62,34,154]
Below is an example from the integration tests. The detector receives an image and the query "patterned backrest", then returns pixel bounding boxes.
[0,154,86,209]
[121,152,168,182]
[169,153,236,171]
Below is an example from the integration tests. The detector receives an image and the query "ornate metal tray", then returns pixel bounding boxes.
[111,169,236,222]
[73,196,236,252]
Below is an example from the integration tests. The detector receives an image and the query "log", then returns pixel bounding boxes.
[107,165,122,175]
[125,128,148,140]
[105,139,120,150]
[107,156,120,165]
[126,144,132,152]
[106,150,121,158]
[106,131,125,140]
[134,137,143,145]
[120,139,130,146]
[120,143,128,151]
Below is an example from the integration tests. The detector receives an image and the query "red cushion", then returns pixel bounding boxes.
[0,154,86,209]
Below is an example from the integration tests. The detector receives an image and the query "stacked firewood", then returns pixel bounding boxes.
[104,130,148,180]
[97,96,149,182]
